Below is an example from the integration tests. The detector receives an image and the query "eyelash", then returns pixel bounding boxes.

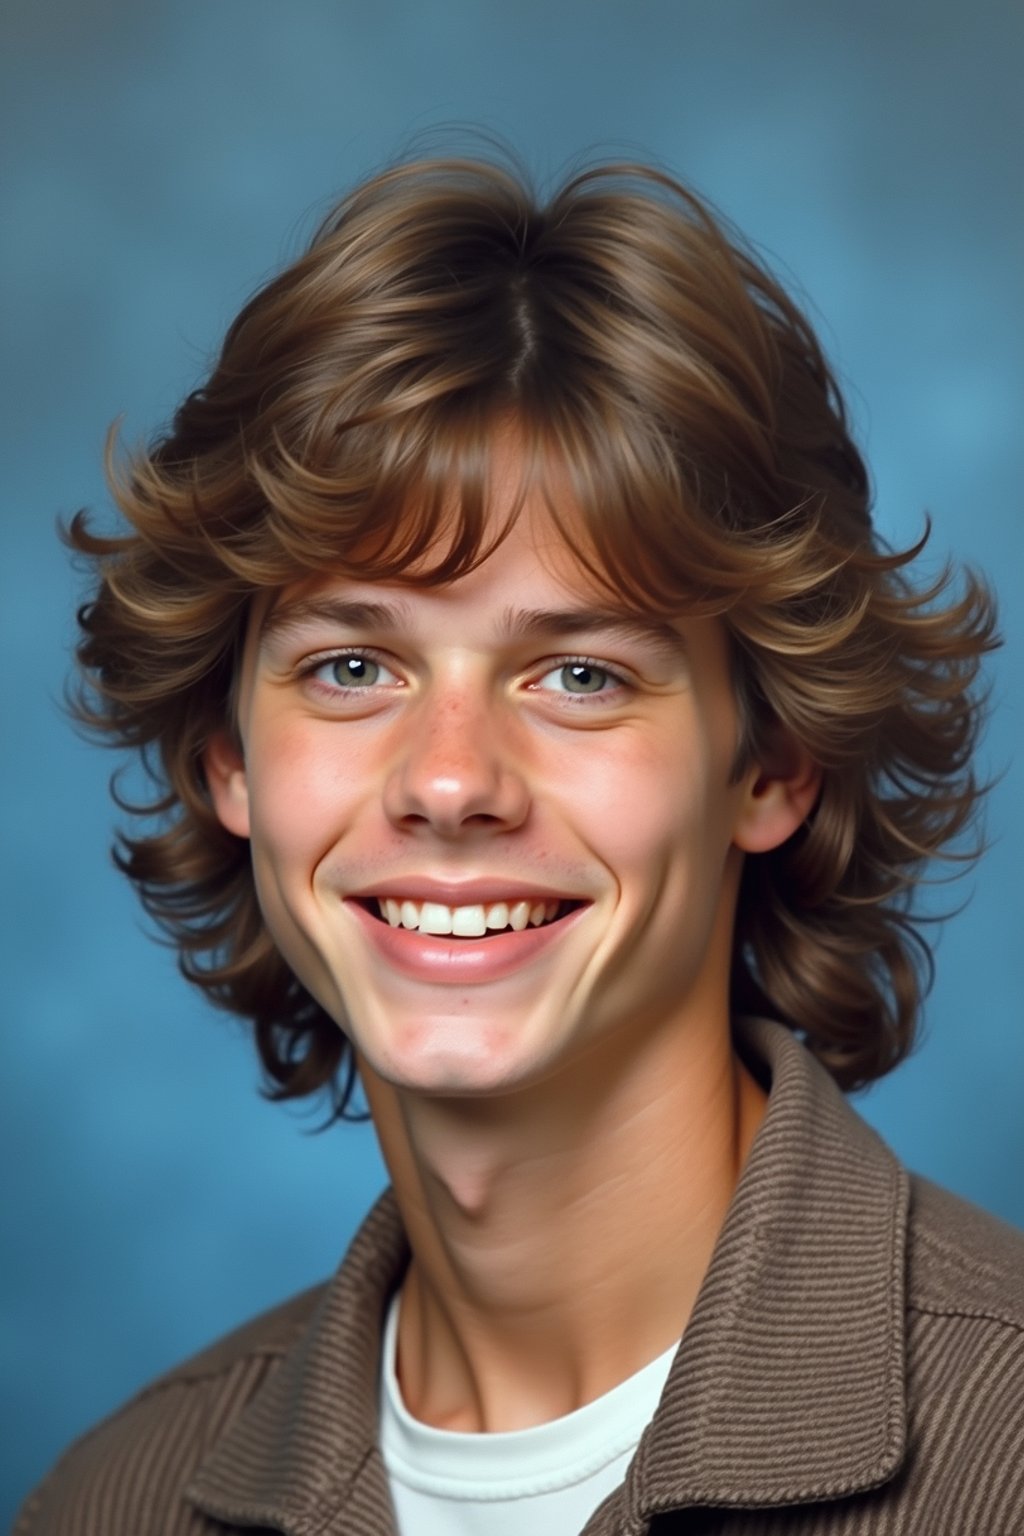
[297,648,632,704]
[300,647,400,694]
[529,656,630,703]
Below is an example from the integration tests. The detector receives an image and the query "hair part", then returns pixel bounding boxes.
[68,155,999,1117]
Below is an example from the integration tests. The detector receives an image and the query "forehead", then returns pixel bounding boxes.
[255,499,687,656]
[242,422,738,701]
[279,487,579,599]
[246,411,734,641]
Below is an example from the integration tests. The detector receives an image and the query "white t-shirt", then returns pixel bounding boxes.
[380,1291,679,1536]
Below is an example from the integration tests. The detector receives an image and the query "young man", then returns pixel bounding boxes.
[18,158,1023,1534]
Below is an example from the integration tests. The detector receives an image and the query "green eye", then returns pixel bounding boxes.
[309,654,396,689]
[535,661,619,696]
[537,657,626,700]
[331,656,380,686]
[561,662,608,694]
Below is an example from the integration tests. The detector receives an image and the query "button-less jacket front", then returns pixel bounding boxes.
[16,1020,1024,1534]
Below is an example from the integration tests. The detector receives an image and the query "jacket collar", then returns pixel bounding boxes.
[187,1021,909,1532]
[186,1186,409,1535]
[627,1018,909,1521]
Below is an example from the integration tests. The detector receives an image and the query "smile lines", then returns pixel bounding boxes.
[372,898,563,937]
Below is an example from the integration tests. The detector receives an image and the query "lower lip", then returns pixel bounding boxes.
[344,900,589,984]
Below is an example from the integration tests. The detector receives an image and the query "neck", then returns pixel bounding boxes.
[359,1011,767,1434]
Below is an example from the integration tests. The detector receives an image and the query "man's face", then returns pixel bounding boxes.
[209,466,794,1100]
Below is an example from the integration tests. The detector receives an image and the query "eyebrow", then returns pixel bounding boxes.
[259,595,688,662]
[499,606,688,662]
[260,598,413,643]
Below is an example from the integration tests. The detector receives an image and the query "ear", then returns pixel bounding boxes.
[203,729,251,839]
[732,732,822,855]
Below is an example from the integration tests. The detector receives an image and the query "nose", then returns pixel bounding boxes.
[382,688,530,838]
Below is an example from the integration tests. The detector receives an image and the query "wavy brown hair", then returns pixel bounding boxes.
[69,156,998,1117]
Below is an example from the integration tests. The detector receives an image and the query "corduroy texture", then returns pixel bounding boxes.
[15,1022,1024,1535]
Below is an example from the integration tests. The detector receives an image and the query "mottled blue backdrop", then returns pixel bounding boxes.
[3,0,1021,1520]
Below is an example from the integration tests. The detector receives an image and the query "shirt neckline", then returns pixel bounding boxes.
[380,1288,680,1498]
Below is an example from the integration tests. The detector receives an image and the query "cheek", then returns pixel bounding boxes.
[559,725,729,877]
[240,720,370,998]
[245,719,364,861]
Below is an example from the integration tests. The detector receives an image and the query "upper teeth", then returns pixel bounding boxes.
[377,898,560,936]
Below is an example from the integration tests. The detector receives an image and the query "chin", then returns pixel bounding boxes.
[362,1020,553,1099]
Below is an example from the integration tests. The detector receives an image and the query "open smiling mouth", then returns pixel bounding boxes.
[356,897,586,939]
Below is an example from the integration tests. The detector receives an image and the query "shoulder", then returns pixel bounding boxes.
[906,1173,1024,1329]
[14,1282,326,1536]
[898,1175,1024,1520]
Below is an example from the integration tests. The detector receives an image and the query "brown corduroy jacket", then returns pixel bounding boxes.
[15,1019,1024,1534]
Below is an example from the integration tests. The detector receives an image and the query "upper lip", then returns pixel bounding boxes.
[345,878,588,906]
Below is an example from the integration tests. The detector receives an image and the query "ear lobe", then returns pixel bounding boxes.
[203,730,251,839]
[733,740,822,856]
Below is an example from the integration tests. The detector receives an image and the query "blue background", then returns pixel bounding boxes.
[3,0,1021,1520]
